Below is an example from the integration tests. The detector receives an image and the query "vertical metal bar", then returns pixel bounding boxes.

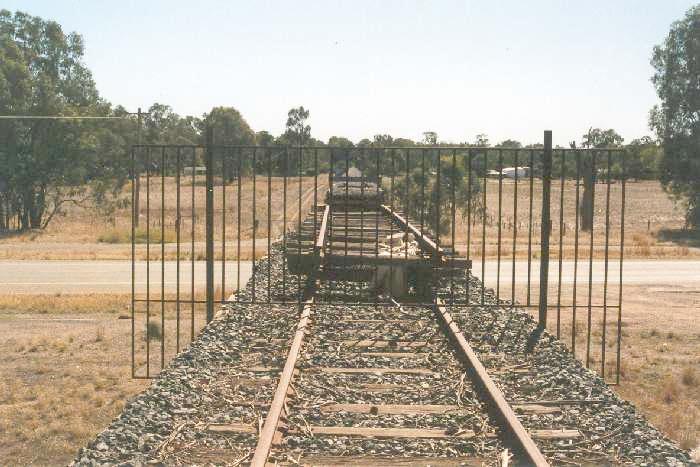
[145,146,151,377]
[420,148,426,236]
[601,150,612,378]
[134,108,141,228]
[328,149,334,301]
[585,151,597,368]
[435,148,441,302]
[527,150,535,306]
[496,149,503,300]
[160,147,166,369]
[405,149,410,261]
[481,151,487,306]
[451,149,457,303]
[221,149,230,303]
[538,130,553,329]
[267,148,272,303]
[512,149,518,306]
[191,148,195,340]
[616,150,626,384]
[222,149,227,302]
[236,148,242,302]
[314,148,318,255]
[176,147,181,353]
[283,147,288,302]
[375,149,380,305]
[389,149,396,298]
[360,150,365,259]
[466,149,473,304]
[556,150,566,338]
[344,149,349,268]
[572,151,582,354]
[205,128,215,322]
[252,148,257,302]
[130,147,136,378]
[298,145,303,305]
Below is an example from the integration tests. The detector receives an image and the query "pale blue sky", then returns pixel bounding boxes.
[4,1,696,146]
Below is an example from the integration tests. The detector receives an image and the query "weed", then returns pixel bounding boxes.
[146,322,161,340]
[682,367,697,386]
[661,377,680,404]
[94,326,105,343]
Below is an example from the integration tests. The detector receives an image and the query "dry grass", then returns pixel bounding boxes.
[0,311,148,465]
[1,179,697,260]
[446,179,698,260]
[0,175,324,258]
[0,294,131,315]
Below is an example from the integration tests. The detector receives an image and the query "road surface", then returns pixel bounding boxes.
[0,260,697,294]
[0,260,253,294]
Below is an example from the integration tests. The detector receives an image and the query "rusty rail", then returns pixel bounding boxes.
[382,204,547,466]
[249,294,315,466]
[249,206,329,467]
[435,298,549,467]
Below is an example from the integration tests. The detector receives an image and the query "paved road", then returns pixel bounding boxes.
[478,260,700,286]
[0,260,253,294]
[0,260,697,294]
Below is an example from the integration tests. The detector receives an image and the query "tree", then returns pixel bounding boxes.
[0,10,128,231]
[285,106,310,146]
[579,128,623,230]
[422,131,437,145]
[495,139,522,148]
[394,152,481,235]
[328,136,353,147]
[200,106,255,179]
[255,131,275,146]
[626,137,661,180]
[474,133,490,147]
[202,106,254,146]
[650,5,700,228]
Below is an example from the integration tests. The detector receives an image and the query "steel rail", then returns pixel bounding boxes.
[380,204,548,466]
[435,298,549,467]
[249,293,314,467]
[249,206,329,467]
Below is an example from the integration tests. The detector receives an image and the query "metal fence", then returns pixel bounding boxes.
[131,130,627,383]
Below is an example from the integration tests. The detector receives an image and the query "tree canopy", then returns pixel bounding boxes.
[650,5,700,228]
[0,9,128,230]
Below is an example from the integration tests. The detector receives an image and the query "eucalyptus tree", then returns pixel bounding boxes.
[0,10,129,231]
[650,5,700,228]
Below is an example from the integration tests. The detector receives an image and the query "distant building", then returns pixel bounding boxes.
[488,166,530,179]
[183,166,207,176]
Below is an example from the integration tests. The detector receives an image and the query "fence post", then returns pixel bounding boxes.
[538,130,553,328]
[205,126,215,322]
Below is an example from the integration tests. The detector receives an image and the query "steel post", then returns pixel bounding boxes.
[205,126,215,322]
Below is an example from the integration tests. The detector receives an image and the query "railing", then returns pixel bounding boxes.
[130,130,627,384]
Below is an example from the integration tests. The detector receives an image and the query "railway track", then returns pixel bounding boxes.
[243,194,557,466]
[75,177,693,466]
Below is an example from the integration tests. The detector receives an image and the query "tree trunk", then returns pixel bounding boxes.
[29,187,45,229]
[579,158,594,231]
[134,174,140,227]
